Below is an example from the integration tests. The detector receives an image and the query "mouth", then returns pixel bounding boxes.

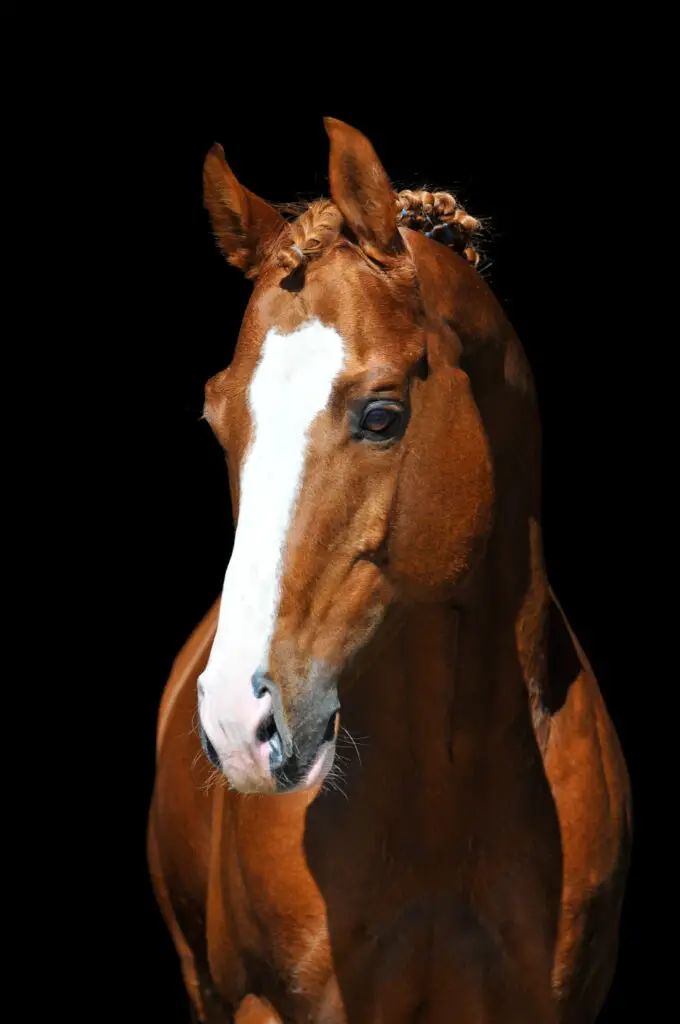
[271,713,339,794]
[198,701,340,796]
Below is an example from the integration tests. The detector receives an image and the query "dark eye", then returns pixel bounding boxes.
[355,400,405,443]
[362,406,397,432]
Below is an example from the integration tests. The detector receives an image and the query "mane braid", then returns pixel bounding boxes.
[273,187,486,275]
[394,189,484,269]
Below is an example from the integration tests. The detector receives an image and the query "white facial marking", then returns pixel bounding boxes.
[198,319,346,757]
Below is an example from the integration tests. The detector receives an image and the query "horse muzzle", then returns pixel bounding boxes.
[197,671,340,794]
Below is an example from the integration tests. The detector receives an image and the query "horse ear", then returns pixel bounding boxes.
[324,117,403,262]
[203,144,285,279]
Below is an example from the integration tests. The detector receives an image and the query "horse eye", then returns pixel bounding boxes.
[357,401,404,441]
[362,407,397,432]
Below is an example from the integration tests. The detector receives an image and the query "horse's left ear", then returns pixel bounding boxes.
[324,117,404,263]
[203,144,285,279]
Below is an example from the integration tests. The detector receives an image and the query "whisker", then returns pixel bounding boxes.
[198,766,224,795]
[340,726,364,767]
[190,708,200,737]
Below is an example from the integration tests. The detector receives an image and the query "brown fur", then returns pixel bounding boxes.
[149,118,631,1022]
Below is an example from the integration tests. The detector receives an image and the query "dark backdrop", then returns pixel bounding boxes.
[101,80,650,1022]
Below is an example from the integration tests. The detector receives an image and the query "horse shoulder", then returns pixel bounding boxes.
[543,590,632,1017]
[149,600,221,947]
[156,599,221,753]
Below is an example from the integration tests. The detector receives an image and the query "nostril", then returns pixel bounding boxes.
[323,710,338,743]
[268,730,284,769]
[256,713,285,770]
[252,677,293,767]
[255,713,278,746]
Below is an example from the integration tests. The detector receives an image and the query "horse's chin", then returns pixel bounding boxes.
[300,740,337,792]
[222,739,337,796]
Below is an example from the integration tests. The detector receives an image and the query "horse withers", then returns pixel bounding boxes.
[148,118,631,1022]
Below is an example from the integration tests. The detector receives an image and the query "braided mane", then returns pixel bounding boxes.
[395,190,482,269]
[274,188,484,277]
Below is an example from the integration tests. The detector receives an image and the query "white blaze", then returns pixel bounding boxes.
[198,319,346,750]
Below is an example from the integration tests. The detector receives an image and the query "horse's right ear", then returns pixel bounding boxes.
[324,117,404,264]
[203,144,285,279]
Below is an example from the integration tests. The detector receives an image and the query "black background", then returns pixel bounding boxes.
[54,44,658,1021]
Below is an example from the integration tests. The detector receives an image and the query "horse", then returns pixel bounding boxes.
[147,118,631,1022]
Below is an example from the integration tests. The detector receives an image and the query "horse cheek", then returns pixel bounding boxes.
[388,370,494,599]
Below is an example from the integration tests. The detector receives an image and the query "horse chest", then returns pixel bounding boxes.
[218,825,552,1021]
[214,792,546,1016]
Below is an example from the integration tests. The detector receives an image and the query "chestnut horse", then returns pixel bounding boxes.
[148,118,631,1022]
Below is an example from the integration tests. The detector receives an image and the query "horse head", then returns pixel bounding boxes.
[197,118,537,795]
